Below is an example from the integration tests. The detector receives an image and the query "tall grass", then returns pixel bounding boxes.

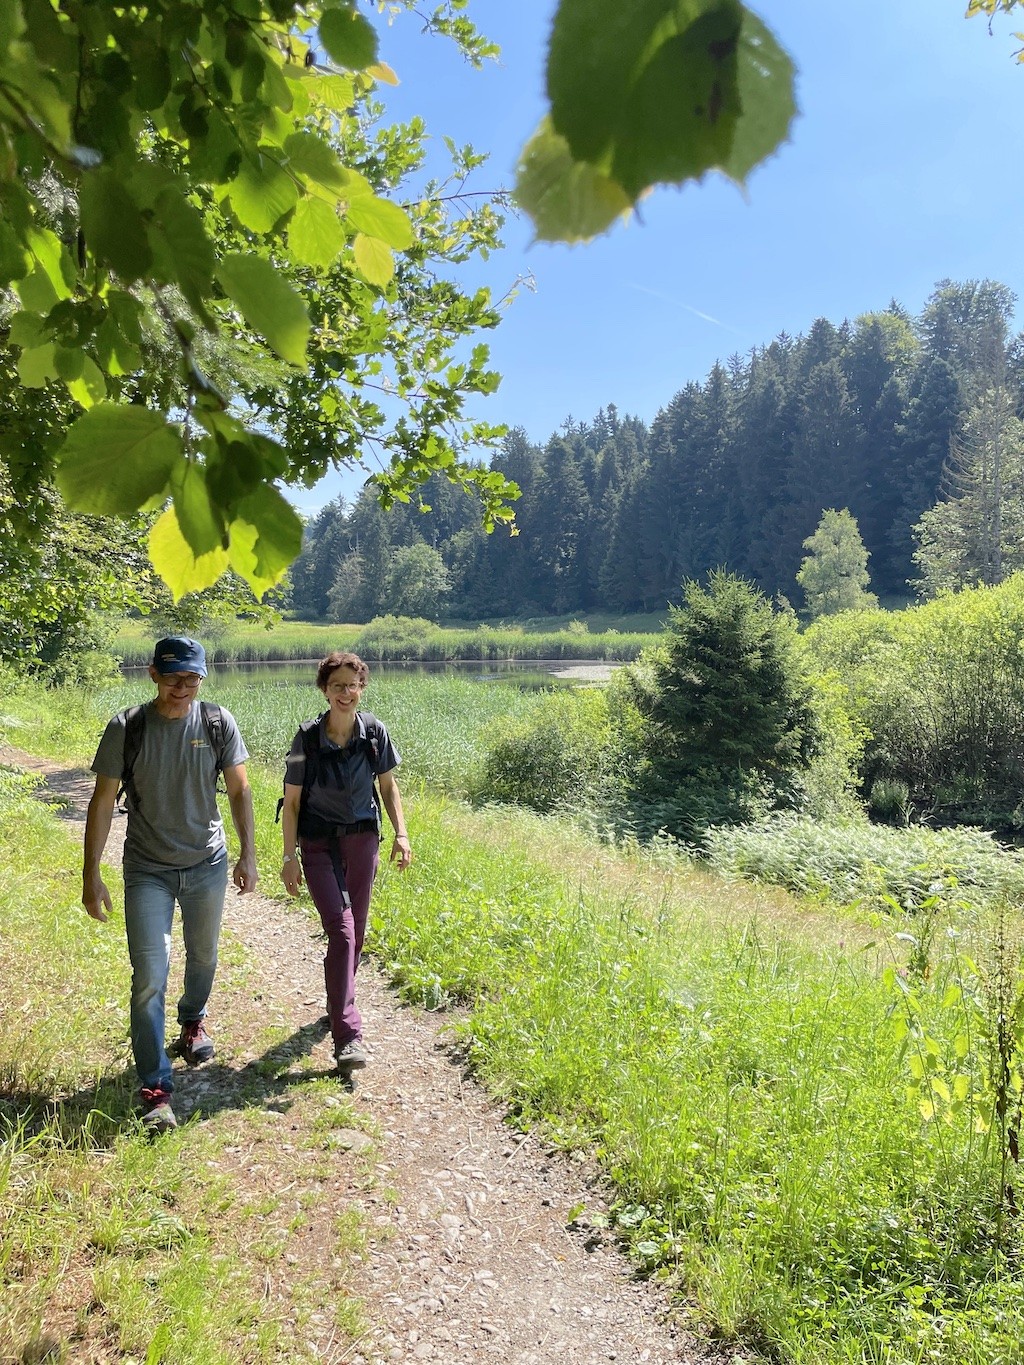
[18,672,546,796]
[111,616,656,665]
[367,797,1023,1364]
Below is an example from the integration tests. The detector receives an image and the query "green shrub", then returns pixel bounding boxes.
[473,688,613,814]
[352,615,444,660]
[805,577,1024,828]
[619,573,820,841]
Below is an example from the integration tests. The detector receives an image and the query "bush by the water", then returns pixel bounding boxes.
[805,575,1024,829]
[472,688,613,814]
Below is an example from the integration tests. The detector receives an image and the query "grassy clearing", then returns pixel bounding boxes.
[111,615,657,665]
[0,766,373,1364]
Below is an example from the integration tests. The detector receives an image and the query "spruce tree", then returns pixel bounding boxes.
[637,572,816,835]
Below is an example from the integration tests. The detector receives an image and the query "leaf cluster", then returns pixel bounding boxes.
[513,0,796,241]
[0,0,515,601]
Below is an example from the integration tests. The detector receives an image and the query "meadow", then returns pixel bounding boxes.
[3,670,1024,1363]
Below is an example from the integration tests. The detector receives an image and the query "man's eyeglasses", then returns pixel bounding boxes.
[160,673,203,689]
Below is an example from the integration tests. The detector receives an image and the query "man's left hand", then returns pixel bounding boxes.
[233,856,259,894]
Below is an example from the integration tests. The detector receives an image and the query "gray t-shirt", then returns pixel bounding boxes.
[92,701,248,869]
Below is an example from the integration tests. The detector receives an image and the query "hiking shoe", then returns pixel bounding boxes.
[335,1038,369,1072]
[139,1087,177,1134]
[176,1019,215,1066]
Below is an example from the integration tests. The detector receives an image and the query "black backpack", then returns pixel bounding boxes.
[117,701,228,812]
[274,711,382,825]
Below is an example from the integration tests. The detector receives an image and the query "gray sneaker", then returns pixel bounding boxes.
[175,1019,214,1066]
[139,1086,177,1135]
[335,1038,369,1072]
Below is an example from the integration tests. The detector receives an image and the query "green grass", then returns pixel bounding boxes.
[365,797,1023,1364]
[0,764,369,1364]
[8,671,547,800]
[110,615,658,664]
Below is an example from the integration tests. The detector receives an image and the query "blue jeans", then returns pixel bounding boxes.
[123,850,228,1092]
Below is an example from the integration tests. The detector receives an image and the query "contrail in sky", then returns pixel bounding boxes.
[626,283,746,336]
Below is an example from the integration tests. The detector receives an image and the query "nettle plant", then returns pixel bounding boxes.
[0,0,798,600]
[887,891,1024,1242]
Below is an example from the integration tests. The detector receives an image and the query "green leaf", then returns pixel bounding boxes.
[283,131,348,190]
[0,220,27,286]
[8,311,46,348]
[217,254,310,366]
[131,42,172,111]
[149,506,230,601]
[352,232,394,288]
[171,461,225,557]
[64,353,107,409]
[319,7,379,71]
[79,170,153,281]
[288,196,347,269]
[148,184,216,306]
[722,9,799,181]
[95,314,143,376]
[513,119,632,243]
[223,150,299,233]
[344,192,413,251]
[306,72,357,113]
[17,342,58,388]
[228,484,303,597]
[546,0,795,201]
[27,226,73,299]
[55,405,183,515]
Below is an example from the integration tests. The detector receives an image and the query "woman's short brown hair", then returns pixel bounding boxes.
[316,651,370,692]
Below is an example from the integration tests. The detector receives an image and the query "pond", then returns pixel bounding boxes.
[123,659,619,685]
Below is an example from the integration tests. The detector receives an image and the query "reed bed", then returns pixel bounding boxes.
[111,617,656,665]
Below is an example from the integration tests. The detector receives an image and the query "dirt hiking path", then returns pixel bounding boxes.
[4,748,729,1365]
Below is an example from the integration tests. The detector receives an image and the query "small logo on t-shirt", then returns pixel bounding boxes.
[191,739,210,749]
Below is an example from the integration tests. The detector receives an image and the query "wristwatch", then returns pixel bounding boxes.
[282,853,297,864]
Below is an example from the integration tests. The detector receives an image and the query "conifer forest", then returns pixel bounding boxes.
[292,278,1024,622]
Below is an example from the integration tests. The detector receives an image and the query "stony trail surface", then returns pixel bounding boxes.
[3,746,729,1365]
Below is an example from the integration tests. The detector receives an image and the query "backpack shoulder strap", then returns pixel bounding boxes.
[117,704,147,811]
[357,711,381,764]
[275,714,326,824]
[199,701,228,776]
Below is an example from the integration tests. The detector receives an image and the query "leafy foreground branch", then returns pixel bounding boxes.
[0,0,801,600]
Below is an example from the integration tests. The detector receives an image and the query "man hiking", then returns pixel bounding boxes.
[82,636,257,1133]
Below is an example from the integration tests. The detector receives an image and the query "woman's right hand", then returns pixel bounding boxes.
[281,855,303,897]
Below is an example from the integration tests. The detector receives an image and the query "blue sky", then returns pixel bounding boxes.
[298,0,1024,512]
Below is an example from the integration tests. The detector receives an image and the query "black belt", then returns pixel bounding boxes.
[298,814,380,839]
[341,818,379,835]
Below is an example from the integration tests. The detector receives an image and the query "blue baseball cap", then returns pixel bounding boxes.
[152,636,207,677]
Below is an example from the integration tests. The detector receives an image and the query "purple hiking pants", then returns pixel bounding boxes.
[299,831,380,1050]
